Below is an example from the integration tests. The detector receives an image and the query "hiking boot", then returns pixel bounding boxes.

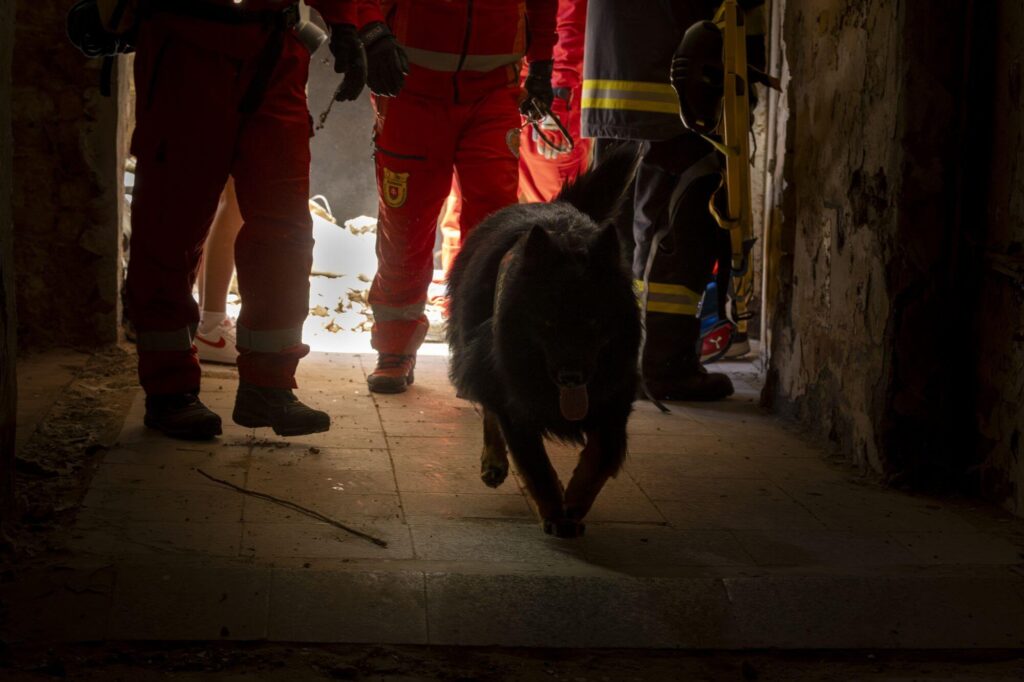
[645,365,734,401]
[144,393,222,440]
[367,353,416,393]
[232,382,330,437]
[643,315,734,402]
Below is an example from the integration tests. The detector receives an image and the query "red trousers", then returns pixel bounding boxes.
[370,87,521,354]
[127,16,313,394]
[439,96,592,274]
[517,128,592,203]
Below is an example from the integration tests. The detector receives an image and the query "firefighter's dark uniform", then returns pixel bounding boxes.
[581,0,732,401]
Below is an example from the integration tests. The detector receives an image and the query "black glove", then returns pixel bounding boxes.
[360,22,409,97]
[328,23,367,101]
[521,59,554,113]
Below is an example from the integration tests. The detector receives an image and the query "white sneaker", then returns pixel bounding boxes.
[195,317,238,365]
[725,333,751,359]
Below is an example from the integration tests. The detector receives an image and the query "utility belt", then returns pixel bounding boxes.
[147,0,299,29]
[69,1,324,111]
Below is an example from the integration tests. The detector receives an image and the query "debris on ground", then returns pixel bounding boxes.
[3,345,137,564]
[344,215,377,235]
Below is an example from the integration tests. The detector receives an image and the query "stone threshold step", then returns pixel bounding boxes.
[6,562,1024,649]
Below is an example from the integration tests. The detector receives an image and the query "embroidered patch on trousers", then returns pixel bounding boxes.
[383,168,410,208]
[505,128,521,159]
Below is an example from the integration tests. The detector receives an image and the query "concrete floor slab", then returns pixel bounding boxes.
[11,352,1024,650]
[108,562,271,641]
[268,568,428,643]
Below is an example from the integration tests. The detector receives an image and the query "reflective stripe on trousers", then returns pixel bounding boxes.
[235,324,304,353]
[634,280,702,316]
[371,301,428,324]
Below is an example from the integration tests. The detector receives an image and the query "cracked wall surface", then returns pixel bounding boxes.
[767,0,901,472]
[12,2,124,348]
[767,0,982,491]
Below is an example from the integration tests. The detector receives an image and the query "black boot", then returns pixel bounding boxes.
[232,382,330,437]
[144,393,222,440]
[642,314,734,402]
[644,360,734,401]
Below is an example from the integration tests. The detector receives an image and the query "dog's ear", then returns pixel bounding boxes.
[591,222,622,266]
[522,225,556,265]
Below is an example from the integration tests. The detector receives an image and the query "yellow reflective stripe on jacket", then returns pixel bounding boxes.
[581,79,681,115]
[404,46,524,73]
[634,280,702,316]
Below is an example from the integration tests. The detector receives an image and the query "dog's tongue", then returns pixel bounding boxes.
[559,384,589,421]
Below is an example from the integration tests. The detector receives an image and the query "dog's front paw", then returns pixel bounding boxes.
[480,463,509,488]
[543,518,586,539]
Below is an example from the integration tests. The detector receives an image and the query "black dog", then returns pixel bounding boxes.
[447,149,641,538]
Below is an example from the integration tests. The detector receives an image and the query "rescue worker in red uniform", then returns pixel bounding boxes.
[438,0,589,279]
[364,0,558,394]
[127,0,398,439]
[517,0,590,203]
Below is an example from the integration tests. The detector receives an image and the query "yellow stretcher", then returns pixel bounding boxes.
[679,0,779,336]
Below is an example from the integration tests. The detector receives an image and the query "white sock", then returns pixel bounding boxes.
[199,311,227,334]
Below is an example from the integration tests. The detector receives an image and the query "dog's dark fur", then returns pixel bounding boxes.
[447,148,641,537]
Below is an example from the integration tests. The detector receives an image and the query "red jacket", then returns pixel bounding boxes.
[551,0,586,94]
[381,0,557,102]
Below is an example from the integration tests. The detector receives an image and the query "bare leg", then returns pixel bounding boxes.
[480,407,509,488]
[198,177,243,315]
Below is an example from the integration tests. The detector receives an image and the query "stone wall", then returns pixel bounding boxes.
[766,0,903,471]
[765,1,975,485]
[1,0,16,528]
[12,1,124,349]
[972,2,1024,514]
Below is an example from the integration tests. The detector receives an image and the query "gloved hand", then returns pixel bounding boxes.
[360,22,409,97]
[521,59,554,114]
[328,23,367,101]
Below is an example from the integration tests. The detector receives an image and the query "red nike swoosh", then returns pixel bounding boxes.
[196,335,227,349]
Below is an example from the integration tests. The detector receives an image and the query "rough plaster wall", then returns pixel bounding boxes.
[975,2,1024,514]
[769,0,900,471]
[12,1,122,349]
[1,0,16,526]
